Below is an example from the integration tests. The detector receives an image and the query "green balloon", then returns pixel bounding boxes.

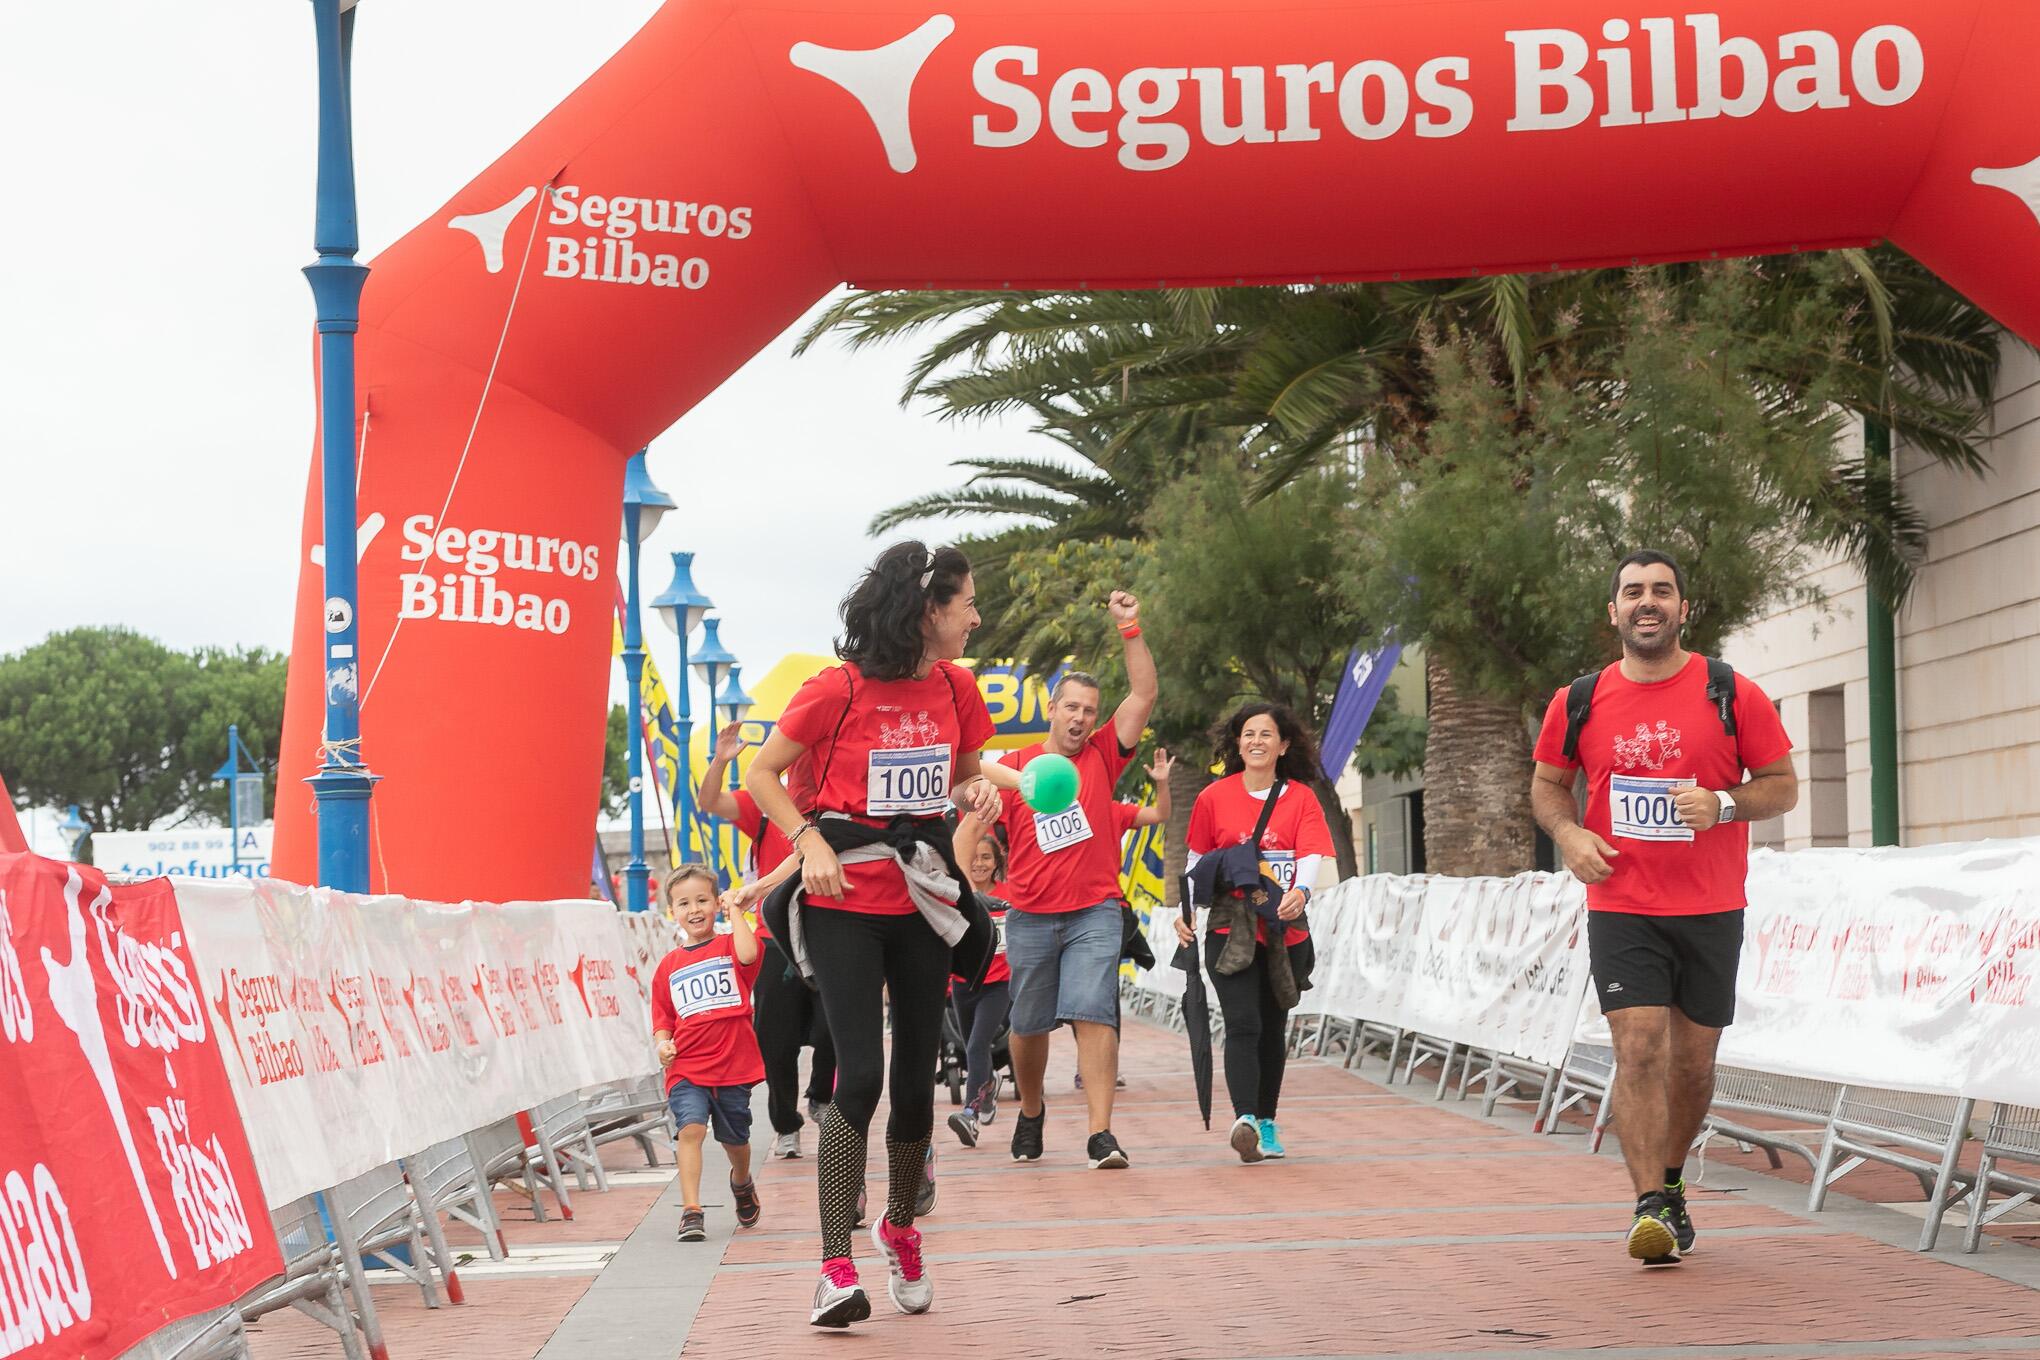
[1020,752,1080,815]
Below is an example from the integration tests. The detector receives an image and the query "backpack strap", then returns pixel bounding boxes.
[1705,656,1739,742]
[803,666,857,819]
[1560,671,1601,763]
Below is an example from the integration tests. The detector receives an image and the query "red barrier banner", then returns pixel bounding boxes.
[0,852,281,1359]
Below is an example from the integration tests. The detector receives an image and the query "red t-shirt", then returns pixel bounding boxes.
[730,790,794,878]
[775,661,996,915]
[997,729,1136,915]
[1532,654,1793,916]
[650,933,765,1090]
[958,883,1014,986]
[1110,801,1145,838]
[1187,775,1334,946]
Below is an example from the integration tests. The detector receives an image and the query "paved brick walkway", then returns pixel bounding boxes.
[251,1019,2040,1360]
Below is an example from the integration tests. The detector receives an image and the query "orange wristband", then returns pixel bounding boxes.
[1118,623,1142,639]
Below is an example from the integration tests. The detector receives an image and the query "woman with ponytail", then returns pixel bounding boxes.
[747,541,1017,1328]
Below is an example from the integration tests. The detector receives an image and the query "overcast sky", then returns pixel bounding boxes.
[0,2,1044,689]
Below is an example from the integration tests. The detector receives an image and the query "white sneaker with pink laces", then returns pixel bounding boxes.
[811,1256,870,1328]
[871,1217,933,1314]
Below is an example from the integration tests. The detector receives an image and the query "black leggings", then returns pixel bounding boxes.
[803,904,952,1256]
[1206,936,1294,1121]
[952,978,1011,1111]
[753,936,838,1135]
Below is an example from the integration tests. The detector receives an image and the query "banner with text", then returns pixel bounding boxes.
[0,852,282,1360]
[172,878,656,1208]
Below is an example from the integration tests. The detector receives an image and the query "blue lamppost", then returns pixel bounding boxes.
[211,724,264,875]
[620,452,673,913]
[58,806,90,862]
[715,665,756,878]
[652,553,714,866]
[690,617,736,887]
[305,0,378,893]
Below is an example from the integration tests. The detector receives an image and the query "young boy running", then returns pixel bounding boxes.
[652,865,767,1241]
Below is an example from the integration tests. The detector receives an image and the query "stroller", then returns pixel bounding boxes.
[936,986,1013,1110]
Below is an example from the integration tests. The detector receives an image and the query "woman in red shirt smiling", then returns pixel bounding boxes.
[746,541,1014,1330]
[1177,703,1333,1164]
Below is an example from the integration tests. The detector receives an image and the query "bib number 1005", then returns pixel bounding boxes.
[868,744,952,816]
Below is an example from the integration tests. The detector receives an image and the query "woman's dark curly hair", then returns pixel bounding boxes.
[837,540,972,682]
[1215,702,1321,785]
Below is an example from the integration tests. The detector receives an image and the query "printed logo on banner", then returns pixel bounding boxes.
[1,889,30,1043]
[787,14,1926,176]
[447,182,754,290]
[570,955,623,1019]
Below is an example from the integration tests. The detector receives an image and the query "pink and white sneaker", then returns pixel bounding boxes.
[810,1256,870,1328]
[871,1217,933,1314]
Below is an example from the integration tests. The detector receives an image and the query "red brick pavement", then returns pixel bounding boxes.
[250,1022,2040,1359]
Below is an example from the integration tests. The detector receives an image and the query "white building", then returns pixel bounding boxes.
[1726,342,2040,849]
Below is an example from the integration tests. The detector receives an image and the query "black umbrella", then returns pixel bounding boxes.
[1170,874,1214,1130]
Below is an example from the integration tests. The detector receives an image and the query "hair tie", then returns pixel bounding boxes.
[918,550,936,591]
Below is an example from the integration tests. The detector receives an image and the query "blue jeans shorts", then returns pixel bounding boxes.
[667,1078,755,1145]
[1004,899,1123,1036]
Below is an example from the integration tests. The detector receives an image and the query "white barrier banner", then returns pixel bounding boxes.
[174,877,656,1207]
[1715,838,2040,1103]
[1142,870,1591,1069]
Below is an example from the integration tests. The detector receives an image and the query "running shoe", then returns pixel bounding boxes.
[731,1175,761,1229]
[947,1107,981,1148]
[978,1091,998,1125]
[772,1130,802,1160]
[871,1217,934,1314]
[807,1096,827,1125]
[915,1145,938,1216]
[677,1207,706,1242]
[1257,1118,1286,1160]
[1011,1104,1046,1162]
[1627,1192,1681,1264]
[1229,1114,1266,1164]
[811,1257,870,1328]
[1663,1183,1697,1254]
[1086,1130,1129,1170]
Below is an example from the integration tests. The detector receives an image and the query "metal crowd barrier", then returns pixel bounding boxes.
[1964,1103,2040,1253]
[1810,1087,1977,1252]
[583,1075,678,1168]
[1698,1066,1842,1171]
[115,1306,250,1360]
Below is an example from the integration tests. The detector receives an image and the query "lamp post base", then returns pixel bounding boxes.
[308,763,380,894]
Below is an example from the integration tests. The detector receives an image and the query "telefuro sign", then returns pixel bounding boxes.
[91,827,272,881]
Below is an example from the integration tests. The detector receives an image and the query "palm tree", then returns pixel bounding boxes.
[807,250,2011,875]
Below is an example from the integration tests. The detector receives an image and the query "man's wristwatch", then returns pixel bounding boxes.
[1715,790,1738,824]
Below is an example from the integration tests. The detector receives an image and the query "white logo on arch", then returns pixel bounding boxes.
[790,15,955,173]
[1974,154,2040,229]
[448,185,539,273]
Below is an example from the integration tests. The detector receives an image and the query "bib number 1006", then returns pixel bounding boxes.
[868,745,951,816]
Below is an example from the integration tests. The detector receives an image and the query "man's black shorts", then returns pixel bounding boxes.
[1586,909,1745,1029]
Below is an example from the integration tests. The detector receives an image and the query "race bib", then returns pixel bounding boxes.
[1260,849,1298,892]
[867,744,951,817]
[1032,801,1095,854]
[668,956,743,1020]
[991,913,1008,957]
[1609,775,1695,843]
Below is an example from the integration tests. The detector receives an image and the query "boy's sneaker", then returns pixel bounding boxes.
[947,1108,981,1148]
[871,1218,933,1314]
[1257,1118,1286,1160]
[1011,1105,1046,1162]
[810,1257,870,1328]
[1229,1114,1266,1164]
[772,1130,802,1160]
[731,1176,761,1229]
[1627,1192,1681,1264]
[677,1207,706,1242]
[1663,1183,1698,1254]
[915,1145,938,1216]
[1086,1130,1130,1169]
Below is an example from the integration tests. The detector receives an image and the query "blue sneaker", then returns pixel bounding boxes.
[1257,1118,1286,1159]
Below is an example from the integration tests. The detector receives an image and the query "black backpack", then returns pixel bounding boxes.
[1560,656,1738,763]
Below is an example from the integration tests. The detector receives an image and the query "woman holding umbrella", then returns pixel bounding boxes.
[1175,702,1333,1163]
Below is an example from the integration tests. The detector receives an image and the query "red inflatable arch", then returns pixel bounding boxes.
[276,0,2040,902]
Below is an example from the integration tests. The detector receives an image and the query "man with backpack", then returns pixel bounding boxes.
[1530,550,1798,1266]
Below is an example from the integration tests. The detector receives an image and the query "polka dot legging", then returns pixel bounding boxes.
[801,903,950,1260]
